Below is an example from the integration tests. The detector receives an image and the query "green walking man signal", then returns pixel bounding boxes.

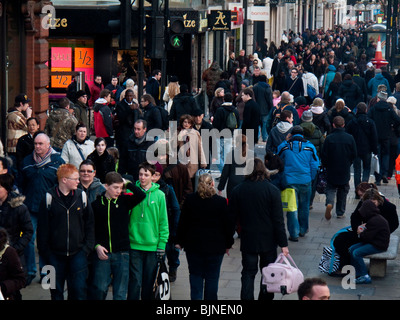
[170,35,183,49]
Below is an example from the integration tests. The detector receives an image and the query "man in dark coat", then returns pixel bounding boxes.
[321,116,357,220]
[125,119,155,181]
[252,75,274,142]
[241,88,261,144]
[229,158,289,300]
[368,91,400,184]
[285,68,304,99]
[352,68,368,104]
[169,84,198,121]
[338,74,363,111]
[146,69,162,106]
[115,89,141,175]
[346,102,378,192]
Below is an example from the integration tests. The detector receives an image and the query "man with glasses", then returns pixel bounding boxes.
[37,163,95,300]
[78,159,106,204]
[285,68,304,99]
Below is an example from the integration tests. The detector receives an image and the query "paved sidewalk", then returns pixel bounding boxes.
[20,164,400,300]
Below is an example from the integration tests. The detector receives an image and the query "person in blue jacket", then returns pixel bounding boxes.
[277,125,319,241]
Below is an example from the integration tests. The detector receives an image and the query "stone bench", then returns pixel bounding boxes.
[365,235,399,277]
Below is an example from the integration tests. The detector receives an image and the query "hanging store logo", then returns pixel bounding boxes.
[208,10,231,31]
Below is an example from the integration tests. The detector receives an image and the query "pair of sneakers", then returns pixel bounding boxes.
[355,274,372,284]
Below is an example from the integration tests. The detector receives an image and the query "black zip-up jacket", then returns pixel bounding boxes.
[91,183,145,253]
[37,186,95,260]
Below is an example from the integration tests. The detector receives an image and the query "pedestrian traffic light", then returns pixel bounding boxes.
[169,16,184,50]
[108,0,132,50]
[146,15,165,59]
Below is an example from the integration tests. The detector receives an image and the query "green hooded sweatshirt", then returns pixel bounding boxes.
[129,181,169,251]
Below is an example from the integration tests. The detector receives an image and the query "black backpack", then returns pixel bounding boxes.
[272,104,290,127]
[157,106,169,131]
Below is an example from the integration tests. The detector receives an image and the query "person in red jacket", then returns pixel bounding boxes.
[89,75,104,107]
[93,89,114,147]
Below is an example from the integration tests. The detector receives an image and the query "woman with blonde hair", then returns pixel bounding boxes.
[210,87,225,118]
[175,173,235,300]
[163,77,180,113]
[327,98,353,127]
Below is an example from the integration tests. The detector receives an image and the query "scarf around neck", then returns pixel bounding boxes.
[33,147,55,167]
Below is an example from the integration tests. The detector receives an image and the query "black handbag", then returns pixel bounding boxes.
[152,259,171,300]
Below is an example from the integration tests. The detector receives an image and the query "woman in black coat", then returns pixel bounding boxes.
[87,137,115,183]
[175,173,235,300]
[333,183,398,272]
[0,227,26,300]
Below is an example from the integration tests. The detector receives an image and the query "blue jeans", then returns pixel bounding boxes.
[166,241,180,272]
[186,251,224,300]
[286,183,311,238]
[217,137,233,173]
[127,249,158,300]
[349,242,383,277]
[48,250,89,300]
[24,212,46,277]
[353,153,372,189]
[260,115,268,142]
[325,182,350,217]
[89,251,129,300]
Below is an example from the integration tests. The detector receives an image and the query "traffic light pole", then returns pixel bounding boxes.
[161,0,169,98]
[138,0,144,102]
[161,0,169,100]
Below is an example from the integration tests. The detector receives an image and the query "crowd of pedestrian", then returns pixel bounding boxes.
[1,22,400,300]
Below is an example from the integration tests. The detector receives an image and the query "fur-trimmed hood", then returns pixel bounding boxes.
[8,193,26,208]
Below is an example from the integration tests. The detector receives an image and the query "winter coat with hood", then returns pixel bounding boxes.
[128,181,169,252]
[78,177,106,205]
[0,244,26,300]
[0,193,33,256]
[310,105,331,135]
[61,135,95,169]
[346,112,378,156]
[277,134,320,185]
[169,92,198,121]
[368,73,390,97]
[93,98,113,138]
[368,100,400,140]
[321,127,357,185]
[338,79,363,111]
[202,61,223,97]
[252,81,274,116]
[212,102,240,133]
[322,65,337,94]
[327,105,354,126]
[266,121,292,154]
[357,200,390,251]
[300,121,324,157]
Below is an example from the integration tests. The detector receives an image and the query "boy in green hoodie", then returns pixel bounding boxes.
[127,162,169,300]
